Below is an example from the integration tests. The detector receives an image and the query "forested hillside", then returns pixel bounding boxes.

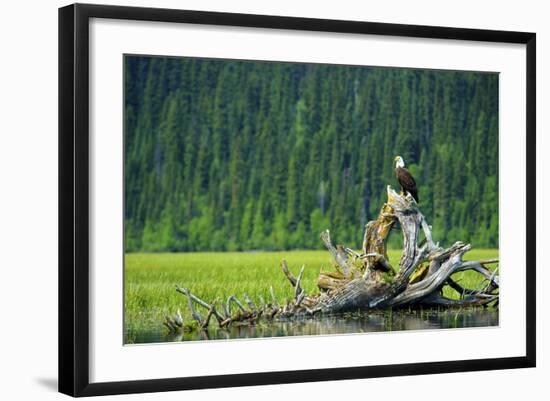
[124,55,498,252]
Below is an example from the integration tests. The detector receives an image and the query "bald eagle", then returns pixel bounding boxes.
[394,156,419,203]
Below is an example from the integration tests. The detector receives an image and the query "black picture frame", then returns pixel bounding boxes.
[59,3,536,397]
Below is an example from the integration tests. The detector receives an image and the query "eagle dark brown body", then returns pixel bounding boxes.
[394,156,419,203]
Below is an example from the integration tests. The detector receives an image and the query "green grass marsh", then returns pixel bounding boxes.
[124,249,498,342]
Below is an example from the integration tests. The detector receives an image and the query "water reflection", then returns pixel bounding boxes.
[125,309,499,344]
[126,309,498,344]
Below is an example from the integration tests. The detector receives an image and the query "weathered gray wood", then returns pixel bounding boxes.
[320,230,352,275]
[172,185,499,330]
[176,285,225,323]
[294,265,305,300]
[418,292,498,307]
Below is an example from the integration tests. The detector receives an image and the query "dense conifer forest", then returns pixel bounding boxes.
[124,55,498,252]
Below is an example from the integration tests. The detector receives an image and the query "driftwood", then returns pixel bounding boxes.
[167,186,499,332]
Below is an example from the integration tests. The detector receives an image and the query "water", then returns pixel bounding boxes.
[125,308,499,344]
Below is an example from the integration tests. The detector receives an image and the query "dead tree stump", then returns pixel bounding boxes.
[170,186,499,331]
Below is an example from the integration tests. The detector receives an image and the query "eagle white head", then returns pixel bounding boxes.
[394,156,405,169]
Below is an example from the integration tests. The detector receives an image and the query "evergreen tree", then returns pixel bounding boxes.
[124,56,499,252]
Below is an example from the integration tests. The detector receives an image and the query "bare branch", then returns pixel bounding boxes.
[176,285,225,323]
[281,260,297,287]
[244,294,257,312]
[320,230,352,275]
[177,287,202,323]
[294,265,305,300]
[227,295,247,313]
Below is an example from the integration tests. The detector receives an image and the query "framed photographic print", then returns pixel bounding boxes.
[58,3,536,397]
